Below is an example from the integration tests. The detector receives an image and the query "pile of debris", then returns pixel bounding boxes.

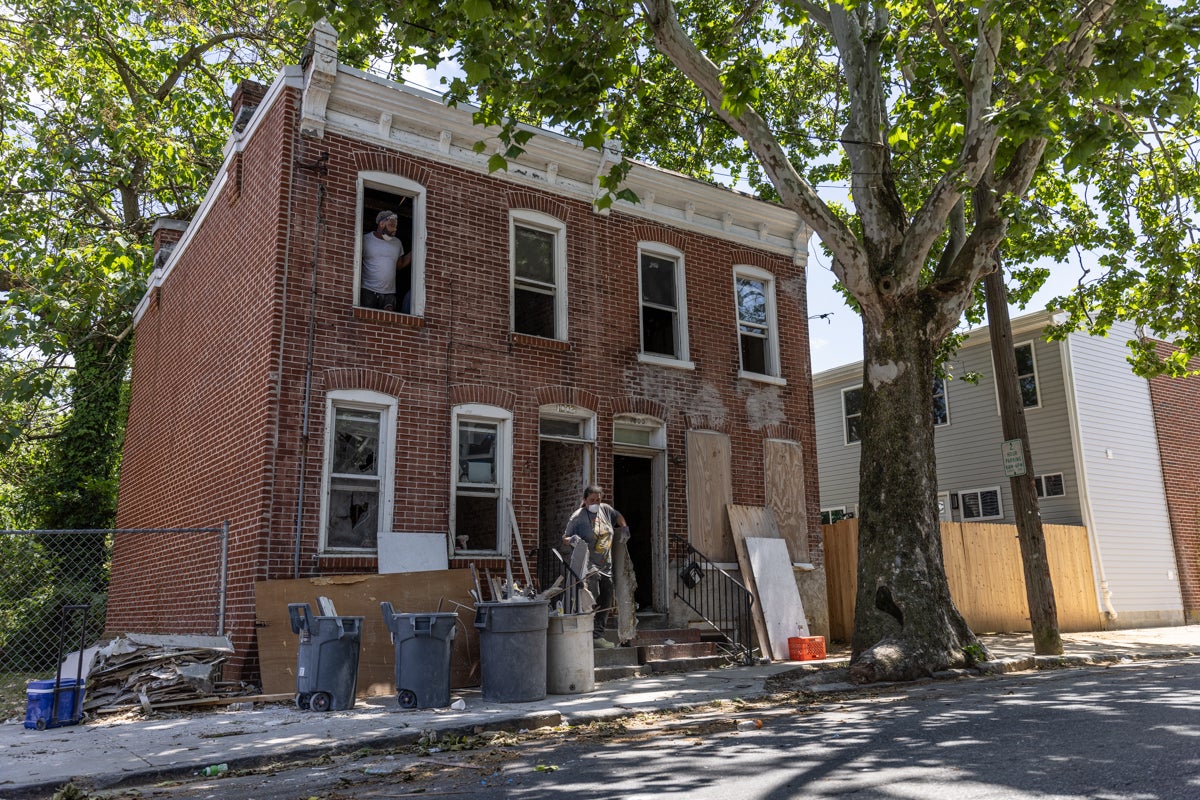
[80,633,259,714]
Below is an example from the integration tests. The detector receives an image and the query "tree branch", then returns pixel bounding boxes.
[640,0,870,294]
[154,30,270,102]
[780,0,833,32]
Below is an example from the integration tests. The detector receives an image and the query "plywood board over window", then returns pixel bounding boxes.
[254,570,478,697]
[764,439,809,561]
[686,430,735,563]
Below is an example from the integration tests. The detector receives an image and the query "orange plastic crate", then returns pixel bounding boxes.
[787,636,826,661]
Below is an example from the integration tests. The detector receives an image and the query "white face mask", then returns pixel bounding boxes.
[380,233,394,241]
[587,503,601,514]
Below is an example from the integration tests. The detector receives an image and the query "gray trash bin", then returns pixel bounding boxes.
[380,602,458,709]
[546,613,595,694]
[474,600,549,702]
[288,602,364,712]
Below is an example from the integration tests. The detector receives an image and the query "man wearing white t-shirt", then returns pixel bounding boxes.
[361,210,411,311]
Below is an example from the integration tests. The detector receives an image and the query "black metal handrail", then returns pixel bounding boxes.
[669,533,755,664]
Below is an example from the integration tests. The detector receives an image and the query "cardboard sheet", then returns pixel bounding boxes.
[254,570,479,696]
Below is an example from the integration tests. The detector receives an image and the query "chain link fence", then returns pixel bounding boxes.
[0,525,227,718]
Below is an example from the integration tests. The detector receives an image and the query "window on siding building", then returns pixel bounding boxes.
[820,507,847,525]
[510,210,567,340]
[1014,342,1040,408]
[319,390,397,551]
[959,487,1003,521]
[355,173,425,316]
[734,266,783,381]
[637,243,692,367]
[933,377,949,426]
[1034,473,1065,498]
[451,404,512,555]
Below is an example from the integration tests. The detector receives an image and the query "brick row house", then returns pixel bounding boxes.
[108,22,822,679]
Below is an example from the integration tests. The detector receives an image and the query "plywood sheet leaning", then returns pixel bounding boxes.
[687,431,736,563]
[764,439,809,561]
[254,570,479,697]
[726,503,780,660]
[745,537,810,660]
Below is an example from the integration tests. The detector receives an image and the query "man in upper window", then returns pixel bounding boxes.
[361,210,411,312]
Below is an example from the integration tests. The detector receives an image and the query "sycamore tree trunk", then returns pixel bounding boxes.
[849,302,983,682]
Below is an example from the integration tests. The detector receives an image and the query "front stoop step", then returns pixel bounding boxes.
[592,633,731,683]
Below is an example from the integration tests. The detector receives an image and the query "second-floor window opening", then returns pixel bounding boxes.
[510,210,567,340]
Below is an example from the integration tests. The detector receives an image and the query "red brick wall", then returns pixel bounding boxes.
[111,92,298,673]
[113,84,821,678]
[1148,343,1200,622]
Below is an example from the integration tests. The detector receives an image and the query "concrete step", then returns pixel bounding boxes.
[593,645,639,667]
[638,641,719,662]
[594,664,646,682]
[631,627,702,645]
[645,654,729,674]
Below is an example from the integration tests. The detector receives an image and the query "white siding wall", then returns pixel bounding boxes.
[1064,324,1183,622]
[934,335,1081,525]
[813,367,863,514]
[814,332,1083,525]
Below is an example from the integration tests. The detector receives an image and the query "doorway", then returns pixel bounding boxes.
[613,454,658,611]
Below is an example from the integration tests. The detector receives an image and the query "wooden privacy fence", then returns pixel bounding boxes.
[824,519,1103,642]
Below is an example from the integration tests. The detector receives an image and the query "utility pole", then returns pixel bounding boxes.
[983,264,1063,656]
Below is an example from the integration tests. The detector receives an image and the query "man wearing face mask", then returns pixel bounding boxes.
[361,209,412,311]
[562,484,629,648]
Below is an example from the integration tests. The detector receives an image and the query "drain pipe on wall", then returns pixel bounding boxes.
[1058,325,1119,621]
[292,152,329,578]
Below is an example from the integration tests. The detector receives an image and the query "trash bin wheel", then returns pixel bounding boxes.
[35,719,46,731]
[295,693,310,710]
[310,691,332,712]
[398,689,418,709]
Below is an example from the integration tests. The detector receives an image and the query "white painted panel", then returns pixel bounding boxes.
[1065,324,1182,616]
[377,532,449,574]
[745,537,809,659]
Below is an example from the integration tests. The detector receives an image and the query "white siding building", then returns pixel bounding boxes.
[814,310,1184,628]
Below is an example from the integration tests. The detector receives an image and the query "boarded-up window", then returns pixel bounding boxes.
[764,439,809,560]
[685,430,735,563]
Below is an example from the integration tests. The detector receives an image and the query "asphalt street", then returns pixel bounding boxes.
[99,656,1200,800]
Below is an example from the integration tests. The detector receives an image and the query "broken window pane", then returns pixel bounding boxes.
[736,278,766,326]
[455,492,498,551]
[327,477,379,549]
[332,408,381,475]
[458,421,498,484]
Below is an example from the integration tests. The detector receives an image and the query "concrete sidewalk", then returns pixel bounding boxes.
[3,625,1198,799]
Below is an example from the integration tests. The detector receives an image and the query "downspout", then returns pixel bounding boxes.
[292,156,329,578]
[267,82,303,580]
[1058,327,1118,620]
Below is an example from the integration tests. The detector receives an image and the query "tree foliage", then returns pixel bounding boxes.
[0,0,302,526]
[309,0,1199,679]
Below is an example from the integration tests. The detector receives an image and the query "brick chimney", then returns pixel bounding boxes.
[231,80,267,132]
[151,218,188,269]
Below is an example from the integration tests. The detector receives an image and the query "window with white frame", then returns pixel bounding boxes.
[614,413,666,449]
[933,377,949,426]
[959,487,1003,521]
[1014,342,1040,408]
[510,210,567,340]
[1035,473,1066,498]
[937,491,952,521]
[538,404,596,442]
[820,507,848,525]
[355,172,425,315]
[842,386,863,444]
[451,404,512,554]
[638,242,691,364]
[319,390,397,551]
[734,266,781,379]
